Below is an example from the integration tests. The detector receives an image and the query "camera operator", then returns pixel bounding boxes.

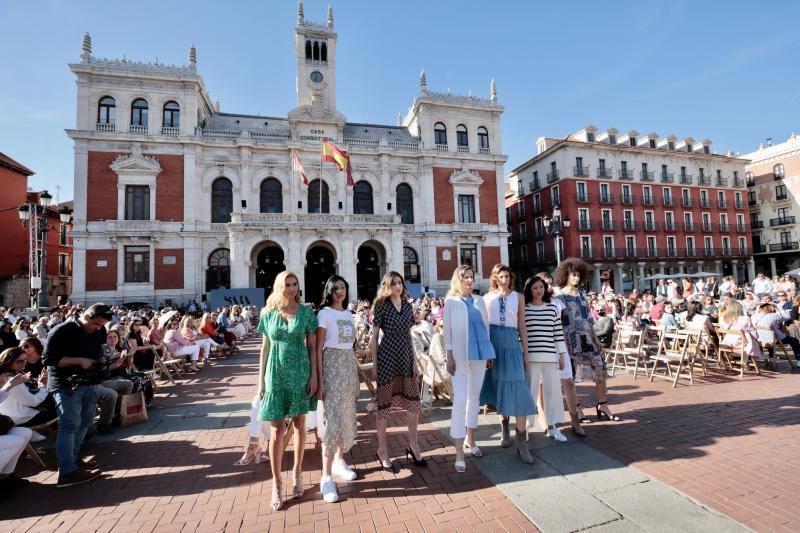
[42,303,112,488]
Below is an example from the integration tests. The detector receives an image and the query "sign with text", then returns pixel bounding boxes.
[209,288,264,310]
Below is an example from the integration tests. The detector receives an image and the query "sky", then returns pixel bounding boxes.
[1,0,799,202]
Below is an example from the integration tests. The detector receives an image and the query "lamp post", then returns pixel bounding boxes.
[542,205,571,265]
[17,191,72,308]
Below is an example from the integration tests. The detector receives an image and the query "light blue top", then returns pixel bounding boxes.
[462,297,496,361]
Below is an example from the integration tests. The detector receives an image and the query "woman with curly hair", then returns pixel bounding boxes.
[554,258,620,423]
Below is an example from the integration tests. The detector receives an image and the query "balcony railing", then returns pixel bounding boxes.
[701,223,715,232]
[530,180,541,191]
[660,173,674,183]
[769,216,796,227]
[735,200,745,209]
[601,220,619,231]
[682,198,694,207]
[435,143,449,152]
[641,171,655,182]
[770,242,799,252]
[698,176,711,186]
[96,122,115,132]
[457,145,470,153]
[733,178,744,187]
[664,222,677,231]
[682,223,695,232]
[751,221,764,229]
[130,124,148,134]
[623,221,636,231]
[573,166,590,177]
[700,199,711,208]
[746,179,756,187]
[603,248,618,259]
[642,196,655,206]
[577,220,595,230]
[755,244,767,253]
[719,223,730,232]
[581,248,594,259]
[749,197,758,206]
[716,178,728,187]
[717,200,728,208]
[597,168,613,178]
[621,194,637,205]
[736,224,749,232]
[703,247,716,257]
[532,203,542,215]
[618,169,634,180]
[161,126,179,136]
[680,174,693,184]
[546,170,560,183]
[776,193,788,201]
[644,221,660,231]
[599,194,615,204]
[549,198,561,208]
[662,197,674,206]
[576,193,591,203]
[646,248,659,258]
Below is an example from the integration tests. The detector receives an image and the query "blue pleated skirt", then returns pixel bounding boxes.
[479,325,537,416]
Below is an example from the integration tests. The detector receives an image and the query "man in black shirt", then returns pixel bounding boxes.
[42,303,112,488]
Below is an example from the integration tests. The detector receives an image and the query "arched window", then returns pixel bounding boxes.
[162,101,180,128]
[396,183,414,224]
[456,124,468,147]
[774,164,785,179]
[434,122,447,145]
[131,98,148,126]
[353,181,373,214]
[305,40,312,59]
[97,96,116,124]
[404,247,420,283]
[308,179,329,213]
[313,41,320,61]
[206,248,230,291]
[260,178,283,213]
[321,42,328,62]
[211,177,233,223]
[477,126,489,149]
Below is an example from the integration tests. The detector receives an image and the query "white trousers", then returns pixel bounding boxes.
[0,427,32,474]
[527,362,566,426]
[173,344,201,361]
[194,339,214,359]
[449,359,487,440]
[233,324,247,338]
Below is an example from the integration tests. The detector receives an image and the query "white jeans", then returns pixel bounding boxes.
[449,359,487,440]
[527,362,566,426]
[0,427,32,474]
[173,344,201,361]
[194,339,214,359]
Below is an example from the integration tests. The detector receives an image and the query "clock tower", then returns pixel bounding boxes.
[295,2,337,111]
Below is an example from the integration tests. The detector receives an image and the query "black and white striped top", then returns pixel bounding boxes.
[524,303,567,363]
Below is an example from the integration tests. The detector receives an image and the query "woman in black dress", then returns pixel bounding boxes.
[370,271,424,470]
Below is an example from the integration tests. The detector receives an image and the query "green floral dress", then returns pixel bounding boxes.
[258,305,318,421]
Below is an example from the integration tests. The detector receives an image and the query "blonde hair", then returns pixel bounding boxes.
[371,271,408,313]
[266,271,301,310]
[719,300,743,326]
[179,316,194,334]
[446,265,474,298]
[490,263,515,291]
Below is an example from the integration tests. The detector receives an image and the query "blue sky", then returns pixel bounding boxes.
[1,0,799,201]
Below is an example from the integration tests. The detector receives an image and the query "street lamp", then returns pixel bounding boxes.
[543,205,571,264]
[17,191,72,308]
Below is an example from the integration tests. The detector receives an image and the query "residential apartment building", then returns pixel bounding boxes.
[506,125,754,292]
[745,133,800,275]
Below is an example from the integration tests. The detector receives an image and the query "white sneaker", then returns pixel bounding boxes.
[332,458,357,481]
[320,476,339,503]
[546,427,568,442]
[29,431,47,443]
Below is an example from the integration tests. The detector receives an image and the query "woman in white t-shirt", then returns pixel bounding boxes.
[315,276,360,504]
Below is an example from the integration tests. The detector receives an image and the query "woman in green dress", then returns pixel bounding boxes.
[258,271,319,511]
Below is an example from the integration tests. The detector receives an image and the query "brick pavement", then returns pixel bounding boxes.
[0,338,536,533]
[576,364,800,532]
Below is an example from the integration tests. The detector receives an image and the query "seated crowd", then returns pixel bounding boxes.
[0,301,258,493]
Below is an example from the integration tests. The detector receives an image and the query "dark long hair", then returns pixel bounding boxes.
[320,275,350,310]
[523,275,551,304]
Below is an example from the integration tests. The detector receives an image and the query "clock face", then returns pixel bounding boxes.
[310,71,323,82]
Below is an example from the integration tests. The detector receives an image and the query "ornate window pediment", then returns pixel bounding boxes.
[110,143,161,176]
[449,165,483,187]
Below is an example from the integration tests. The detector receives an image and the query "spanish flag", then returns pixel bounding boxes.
[322,139,355,187]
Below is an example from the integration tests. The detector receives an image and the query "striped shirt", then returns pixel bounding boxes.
[524,303,567,363]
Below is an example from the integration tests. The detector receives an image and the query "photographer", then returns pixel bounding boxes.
[42,303,112,488]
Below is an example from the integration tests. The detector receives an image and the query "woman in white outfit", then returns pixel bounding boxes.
[180,316,217,366]
[523,276,568,443]
[0,371,34,493]
[161,312,202,372]
[443,265,495,473]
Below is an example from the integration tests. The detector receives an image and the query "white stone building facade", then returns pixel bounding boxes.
[67,4,508,306]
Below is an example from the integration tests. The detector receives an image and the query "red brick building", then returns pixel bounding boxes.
[506,126,754,292]
[0,153,73,307]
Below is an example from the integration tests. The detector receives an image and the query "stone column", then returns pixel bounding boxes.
[696,260,704,274]
[678,261,685,275]
[390,229,404,275]
[747,258,756,282]
[714,260,723,276]
[637,262,645,291]
[659,262,666,275]
[229,230,248,288]
[731,260,739,283]
[287,229,304,296]
[593,264,603,293]
[769,257,777,277]
[616,263,625,293]
[339,236,356,306]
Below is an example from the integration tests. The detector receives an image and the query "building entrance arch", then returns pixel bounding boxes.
[357,241,386,302]
[305,242,337,306]
[253,242,285,301]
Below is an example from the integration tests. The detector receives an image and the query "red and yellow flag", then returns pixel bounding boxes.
[291,149,308,186]
[322,139,355,187]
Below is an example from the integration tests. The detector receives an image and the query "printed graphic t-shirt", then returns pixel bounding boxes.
[317,307,356,350]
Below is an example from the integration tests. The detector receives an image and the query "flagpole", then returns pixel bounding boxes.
[290,149,296,216]
[319,140,323,214]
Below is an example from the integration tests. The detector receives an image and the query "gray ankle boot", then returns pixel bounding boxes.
[515,429,534,464]
[500,418,512,448]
